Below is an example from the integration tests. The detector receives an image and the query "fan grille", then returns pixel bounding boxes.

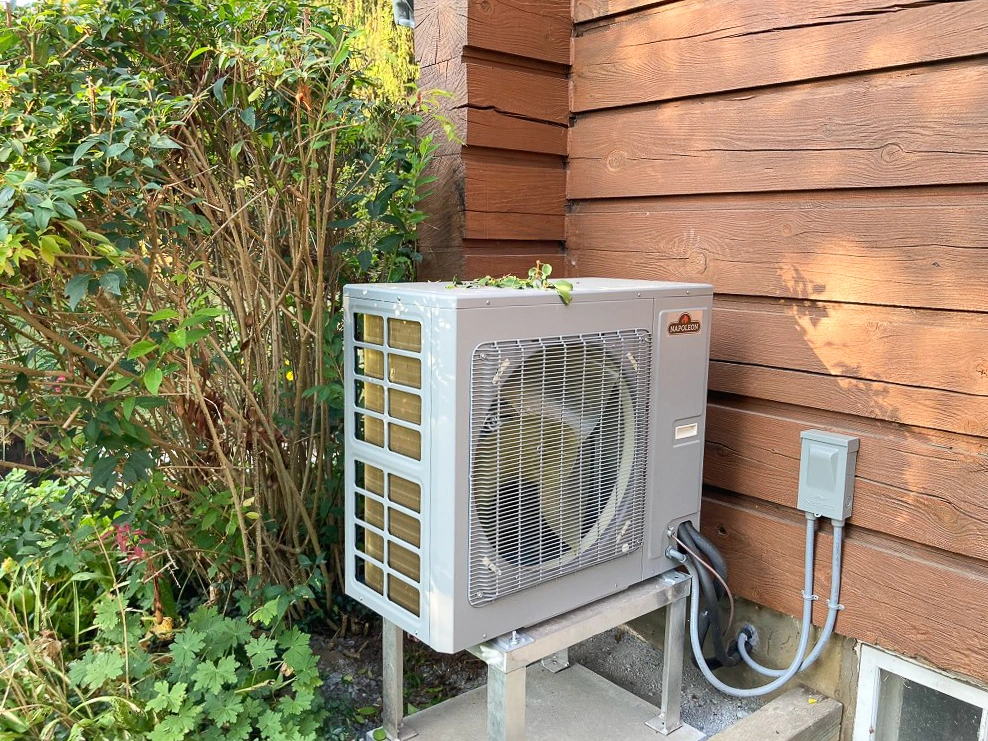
[468,330,651,606]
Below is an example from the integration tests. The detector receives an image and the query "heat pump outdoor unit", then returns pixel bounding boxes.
[343,278,712,653]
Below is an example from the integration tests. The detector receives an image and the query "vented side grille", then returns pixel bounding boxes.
[351,312,425,617]
[468,330,651,606]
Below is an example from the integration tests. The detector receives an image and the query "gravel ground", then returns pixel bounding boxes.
[570,626,765,736]
[313,626,486,739]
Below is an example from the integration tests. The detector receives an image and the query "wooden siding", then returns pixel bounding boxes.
[568,0,988,684]
[414,0,569,279]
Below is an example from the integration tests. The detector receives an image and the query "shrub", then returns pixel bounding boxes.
[0,472,325,740]
[0,0,435,602]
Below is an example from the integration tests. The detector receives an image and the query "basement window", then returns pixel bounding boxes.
[854,645,988,741]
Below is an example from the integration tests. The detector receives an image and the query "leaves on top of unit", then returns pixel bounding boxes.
[451,261,574,305]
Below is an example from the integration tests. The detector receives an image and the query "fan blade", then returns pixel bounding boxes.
[499,343,621,442]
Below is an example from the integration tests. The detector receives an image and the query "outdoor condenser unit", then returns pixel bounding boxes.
[343,278,712,653]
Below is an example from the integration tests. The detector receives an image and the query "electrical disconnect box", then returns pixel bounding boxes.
[797,430,859,522]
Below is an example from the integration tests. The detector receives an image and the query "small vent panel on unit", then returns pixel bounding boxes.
[468,331,651,606]
[351,312,426,618]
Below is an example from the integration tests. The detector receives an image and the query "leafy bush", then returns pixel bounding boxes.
[0,0,435,601]
[0,1,438,736]
[0,472,325,740]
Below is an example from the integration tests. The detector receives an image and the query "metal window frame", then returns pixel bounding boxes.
[853,644,988,741]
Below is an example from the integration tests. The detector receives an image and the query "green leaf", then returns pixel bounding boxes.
[279,627,311,672]
[72,138,99,164]
[90,456,119,491]
[146,681,187,714]
[150,134,182,150]
[108,376,133,393]
[99,272,122,295]
[121,396,137,420]
[245,634,277,669]
[357,706,376,716]
[212,76,227,105]
[553,279,573,306]
[250,598,281,627]
[79,649,125,689]
[240,107,256,130]
[170,630,206,669]
[168,328,188,348]
[373,730,387,741]
[143,368,163,395]
[192,655,237,695]
[127,340,158,360]
[64,273,91,310]
[187,46,211,62]
[178,307,224,329]
[38,235,60,265]
[149,308,179,322]
[206,692,243,725]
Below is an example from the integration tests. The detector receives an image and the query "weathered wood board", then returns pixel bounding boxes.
[567,189,988,312]
[573,0,988,110]
[570,61,988,199]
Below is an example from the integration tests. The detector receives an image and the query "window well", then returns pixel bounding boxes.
[855,645,988,741]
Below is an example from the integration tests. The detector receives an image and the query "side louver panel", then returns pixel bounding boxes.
[349,311,427,622]
[467,330,652,606]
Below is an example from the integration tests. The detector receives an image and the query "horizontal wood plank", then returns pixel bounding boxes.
[709,296,988,397]
[569,60,988,199]
[574,0,672,23]
[467,0,571,65]
[703,400,988,561]
[567,190,988,312]
[708,361,988,439]
[466,61,569,125]
[464,150,566,215]
[463,245,565,279]
[466,108,567,155]
[465,210,565,241]
[573,0,988,110]
[700,494,988,686]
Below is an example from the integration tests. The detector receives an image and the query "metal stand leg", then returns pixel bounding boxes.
[487,664,527,741]
[540,648,570,674]
[647,594,688,735]
[369,619,416,741]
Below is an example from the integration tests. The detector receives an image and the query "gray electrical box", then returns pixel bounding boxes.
[797,430,859,521]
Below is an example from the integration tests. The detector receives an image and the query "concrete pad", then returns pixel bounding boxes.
[395,663,706,741]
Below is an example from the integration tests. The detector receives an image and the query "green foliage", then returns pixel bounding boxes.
[335,0,417,102]
[0,0,439,735]
[0,474,325,740]
[452,262,575,305]
[0,0,435,601]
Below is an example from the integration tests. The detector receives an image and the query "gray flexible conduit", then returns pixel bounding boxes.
[737,521,845,677]
[672,515,819,698]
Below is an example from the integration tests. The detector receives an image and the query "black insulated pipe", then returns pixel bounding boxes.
[678,523,740,668]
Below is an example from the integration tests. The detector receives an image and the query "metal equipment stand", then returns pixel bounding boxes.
[368,570,701,741]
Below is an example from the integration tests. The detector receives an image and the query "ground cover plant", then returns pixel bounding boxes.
[0,0,433,736]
